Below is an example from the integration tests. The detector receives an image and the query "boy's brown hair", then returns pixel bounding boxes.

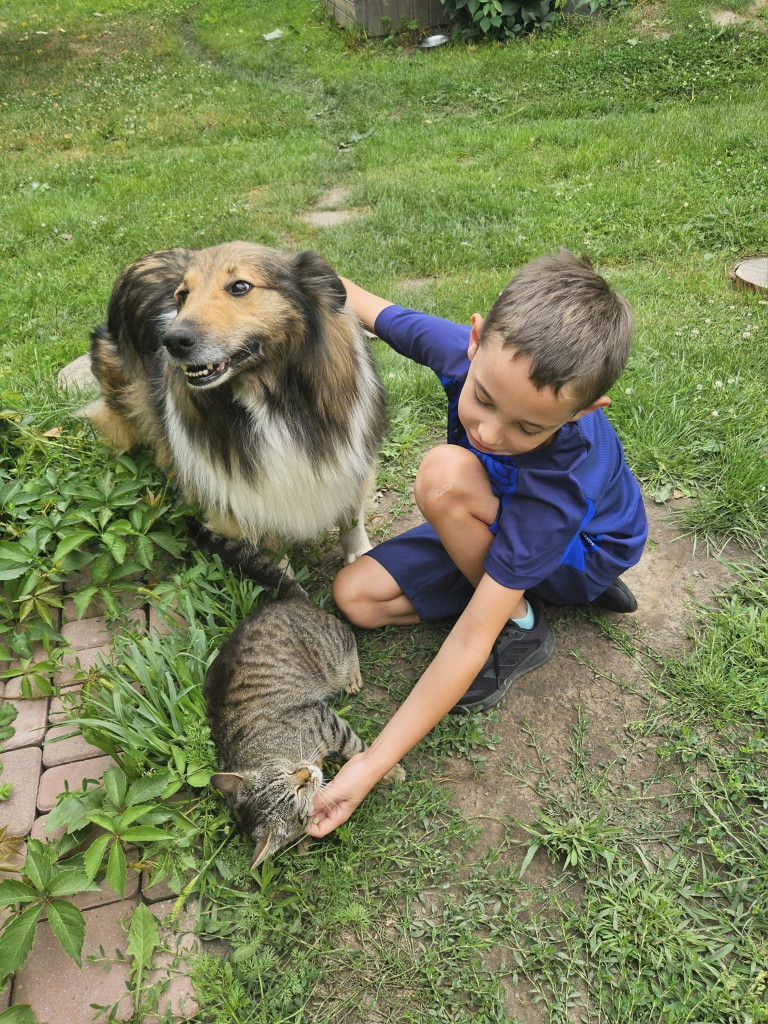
[481,250,634,410]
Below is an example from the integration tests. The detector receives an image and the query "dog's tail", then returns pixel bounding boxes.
[190,521,308,602]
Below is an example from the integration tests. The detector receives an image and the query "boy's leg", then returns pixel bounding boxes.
[414,445,501,586]
[415,445,555,711]
[333,556,421,628]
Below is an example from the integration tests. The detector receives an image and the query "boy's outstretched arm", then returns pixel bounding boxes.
[307,574,524,837]
[340,277,394,333]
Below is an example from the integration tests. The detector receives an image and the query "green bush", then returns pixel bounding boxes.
[442,0,558,39]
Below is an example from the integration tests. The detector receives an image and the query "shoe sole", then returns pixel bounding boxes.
[450,628,557,714]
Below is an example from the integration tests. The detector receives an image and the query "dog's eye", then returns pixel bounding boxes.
[227,281,253,297]
[175,289,189,307]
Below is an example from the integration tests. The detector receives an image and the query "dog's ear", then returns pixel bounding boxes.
[293,250,347,312]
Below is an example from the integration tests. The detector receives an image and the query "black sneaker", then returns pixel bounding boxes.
[589,577,638,614]
[450,597,556,714]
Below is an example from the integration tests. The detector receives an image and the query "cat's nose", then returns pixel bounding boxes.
[295,767,312,784]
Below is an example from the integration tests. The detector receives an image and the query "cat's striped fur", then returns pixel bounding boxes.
[200,529,403,866]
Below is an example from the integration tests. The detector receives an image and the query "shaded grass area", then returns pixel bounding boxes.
[1,0,768,1021]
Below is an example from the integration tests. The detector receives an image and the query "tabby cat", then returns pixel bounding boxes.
[200,528,403,868]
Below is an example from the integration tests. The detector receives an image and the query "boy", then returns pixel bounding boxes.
[308,251,647,839]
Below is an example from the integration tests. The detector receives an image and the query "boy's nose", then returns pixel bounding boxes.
[478,424,500,448]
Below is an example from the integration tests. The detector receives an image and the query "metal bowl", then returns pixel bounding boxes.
[417,33,449,49]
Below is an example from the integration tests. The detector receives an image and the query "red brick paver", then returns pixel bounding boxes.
[37,754,116,812]
[12,899,138,1023]
[61,615,111,651]
[2,697,49,751]
[44,692,104,766]
[0,747,42,836]
[54,643,112,688]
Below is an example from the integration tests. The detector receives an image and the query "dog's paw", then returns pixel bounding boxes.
[382,762,406,785]
[343,668,363,695]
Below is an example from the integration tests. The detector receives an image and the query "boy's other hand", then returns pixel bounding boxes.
[307,752,379,838]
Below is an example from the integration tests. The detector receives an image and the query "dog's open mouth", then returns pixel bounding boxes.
[183,359,231,386]
[181,349,251,388]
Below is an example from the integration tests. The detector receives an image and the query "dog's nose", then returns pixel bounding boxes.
[163,329,197,359]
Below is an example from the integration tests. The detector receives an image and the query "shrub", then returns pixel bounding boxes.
[442,0,559,39]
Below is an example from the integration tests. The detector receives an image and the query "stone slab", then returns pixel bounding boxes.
[148,603,186,636]
[37,754,116,812]
[61,615,111,651]
[41,847,140,918]
[43,722,104,767]
[12,899,137,1023]
[2,697,49,751]
[54,643,112,688]
[144,899,201,1021]
[5,676,52,699]
[0,747,42,836]
[57,352,97,391]
[62,592,109,622]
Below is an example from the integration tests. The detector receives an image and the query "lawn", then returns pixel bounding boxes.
[0,0,767,1021]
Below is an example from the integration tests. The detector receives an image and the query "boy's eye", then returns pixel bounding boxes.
[520,426,543,437]
[474,389,492,408]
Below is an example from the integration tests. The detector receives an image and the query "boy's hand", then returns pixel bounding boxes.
[307,752,380,838]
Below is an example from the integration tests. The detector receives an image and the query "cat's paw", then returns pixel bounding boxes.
[344,668,363,694]
[382,762,406,784]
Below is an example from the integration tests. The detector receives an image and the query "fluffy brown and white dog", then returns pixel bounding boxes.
[83,242,387,562]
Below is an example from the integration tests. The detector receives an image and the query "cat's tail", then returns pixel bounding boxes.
[189,521,309,602]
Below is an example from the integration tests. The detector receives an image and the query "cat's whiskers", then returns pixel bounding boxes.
[316,788,340,813]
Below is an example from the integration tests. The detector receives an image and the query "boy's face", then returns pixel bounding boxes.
[457,316,609,457]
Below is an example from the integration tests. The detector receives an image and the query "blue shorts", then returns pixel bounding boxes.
[367,521,604,622]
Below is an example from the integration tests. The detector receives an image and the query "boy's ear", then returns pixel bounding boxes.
[568,395,611,423]
[467,313,483,360]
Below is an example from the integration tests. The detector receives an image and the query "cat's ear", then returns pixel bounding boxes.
[250,831,275,870]
[211,773,244,797]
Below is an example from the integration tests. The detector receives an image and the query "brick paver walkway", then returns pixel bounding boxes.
[0,598,201,1021]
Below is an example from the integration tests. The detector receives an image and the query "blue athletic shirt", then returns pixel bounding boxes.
[374,305,648,594]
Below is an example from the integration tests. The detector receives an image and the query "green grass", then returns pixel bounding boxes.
[1,0,768,1020]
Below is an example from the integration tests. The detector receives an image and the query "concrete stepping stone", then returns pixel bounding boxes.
[12,899,138,1023]
[37,754,116,812]
[2,696,49,751]
[0,747,42,836]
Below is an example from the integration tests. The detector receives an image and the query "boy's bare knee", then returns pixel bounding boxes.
[333,562,380,629]
[415,445,475,517]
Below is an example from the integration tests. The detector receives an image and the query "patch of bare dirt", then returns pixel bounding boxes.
[711,6,767,27]
[712,9,748,24]
[300,208,366,227]
[318,185,353,209]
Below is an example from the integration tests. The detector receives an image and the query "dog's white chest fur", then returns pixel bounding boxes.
[164,390,372,542]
